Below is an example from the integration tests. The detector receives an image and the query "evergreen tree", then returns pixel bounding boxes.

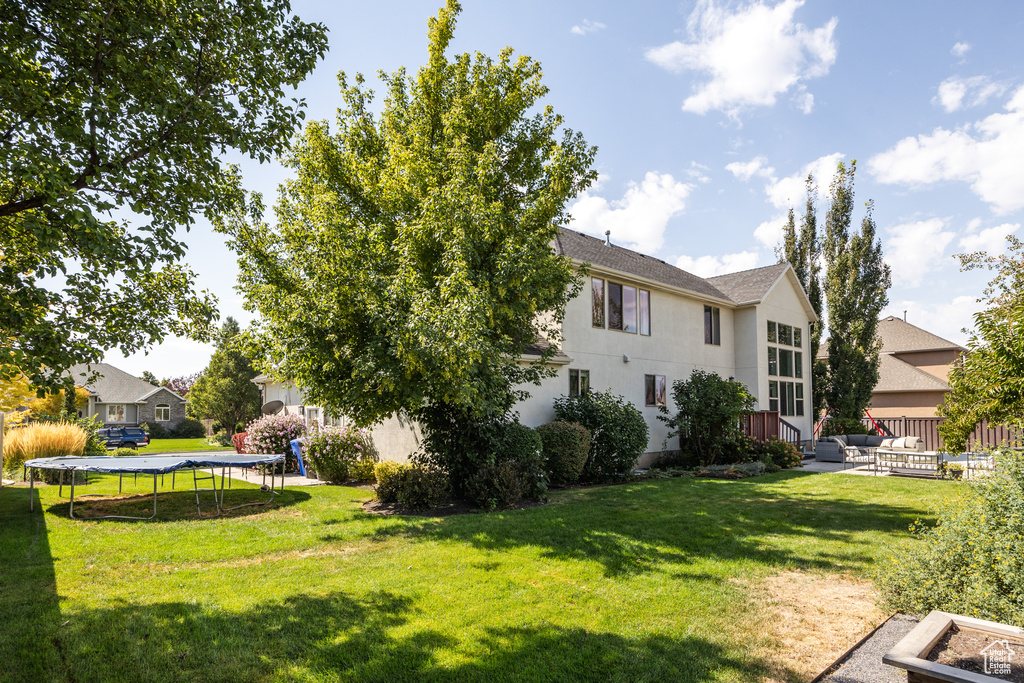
[187,318,261,435]
[821,162,891,420]
[140,371,160,387]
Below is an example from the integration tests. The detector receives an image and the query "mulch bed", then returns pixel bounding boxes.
[926,624,1024,682]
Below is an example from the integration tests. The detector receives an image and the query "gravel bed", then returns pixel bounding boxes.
[821,613,921,683]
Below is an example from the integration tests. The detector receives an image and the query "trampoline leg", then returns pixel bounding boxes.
[152,474,158,517]
[59,469,64,499]
[29,469,34,512]
[119,473,123,494]
[69,474,75,518]
[172,470,176,489]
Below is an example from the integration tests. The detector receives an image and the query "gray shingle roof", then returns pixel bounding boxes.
[65,363,179,404]
[706,263,791,304]
[522,337,571,363]
[878,316,964,353]
[555,229,733,302]
[874,353,950,393]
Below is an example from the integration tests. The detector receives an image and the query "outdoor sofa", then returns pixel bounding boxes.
[815,434,926,464]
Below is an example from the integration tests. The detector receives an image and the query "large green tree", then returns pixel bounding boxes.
[939,236,1024,452]
[780,175,826,416]
[820,162,891,420]
[219,1,597,441]
[0,0,328,393]
[187,318,261,435]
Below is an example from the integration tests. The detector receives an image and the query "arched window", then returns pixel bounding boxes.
[155,404,170,421]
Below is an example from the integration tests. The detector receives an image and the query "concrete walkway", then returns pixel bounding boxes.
[801,459,889,476]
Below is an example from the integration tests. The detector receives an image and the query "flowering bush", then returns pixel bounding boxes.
[876,449,1024,627]
[244,414,305,471]
[304,425,377,484]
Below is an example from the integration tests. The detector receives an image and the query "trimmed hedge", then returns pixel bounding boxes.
[553,389,648,481]
[536,421,590,487]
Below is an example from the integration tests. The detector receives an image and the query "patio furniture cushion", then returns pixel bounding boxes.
[880,438,894,448]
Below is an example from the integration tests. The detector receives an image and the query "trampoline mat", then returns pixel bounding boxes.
[25,454,285,475]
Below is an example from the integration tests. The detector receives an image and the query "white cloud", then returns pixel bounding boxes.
[958,220,1019,254]
[934,75,1009,112]
[568,172,693,253]
[754,215,788,249]
[884,297,978,347]
[676,251,760,277]
[645,0,837,119]
[951,42,971,58]
[869,86,1024,214]
[884,219,956,288]
[764,152,845,210]
[570,19,606,36]
[725,156,774,181]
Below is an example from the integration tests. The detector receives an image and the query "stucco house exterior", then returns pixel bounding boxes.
[866,316,965,418]
[66,363,189,430]
[254,228,818,465]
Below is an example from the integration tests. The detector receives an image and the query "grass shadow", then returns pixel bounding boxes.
[355,471,944,578]
[28,589,784,682]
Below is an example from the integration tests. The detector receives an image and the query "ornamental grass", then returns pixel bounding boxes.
[2,422,87,474]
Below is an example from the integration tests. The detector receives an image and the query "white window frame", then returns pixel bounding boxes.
[155,404,170,422]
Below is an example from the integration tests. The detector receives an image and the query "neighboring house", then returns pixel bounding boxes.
[66,363,189,430]
[254,228,819,465]
[866,316,965,418]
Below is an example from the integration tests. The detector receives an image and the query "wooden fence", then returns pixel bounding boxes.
[859,416,1020,452]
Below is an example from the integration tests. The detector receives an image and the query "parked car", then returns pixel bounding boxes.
[98,427,150,450]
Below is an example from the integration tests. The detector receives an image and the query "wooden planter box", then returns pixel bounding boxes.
[884,610,1024,682]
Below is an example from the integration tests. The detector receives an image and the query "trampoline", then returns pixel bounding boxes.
[24,454,287,520]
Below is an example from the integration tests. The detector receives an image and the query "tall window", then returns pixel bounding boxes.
[639,290,651,336]
[767,319,803,384]
[769,381,779,412]
[106,404,126,422]
[645,374,667,407]
[779,349,793,377]
[618,286,634,333]
[704,305,721,345]
[772,381,804,417]
[155,404,170,421]
[569,369,590,396]
[592,278,605,328]
[608,283,623,330]
[768,347,778,375]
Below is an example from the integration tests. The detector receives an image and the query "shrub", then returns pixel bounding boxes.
[553,389,648,481]
[819,418,870,437]
[658,370,755,467]
[536,421,590,486]
[304,426,378,484]
[232,432,248,454]
[142,421,171,439]
[206,434,232,447]
[413,403,506,496]
[113,447,137,457]
[761,438,802,469]
[374,461,406,504]
[877,449,1024,627]
[373,462,449,511]
[172,417,206,439]
[244,414,305,470]
[465,461,525,510]
[211,421,223,434]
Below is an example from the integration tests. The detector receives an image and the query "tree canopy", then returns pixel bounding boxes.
[0,0,328,393]
[939,236,1024,452]
[219,0,597,429]
[187,318,261,435]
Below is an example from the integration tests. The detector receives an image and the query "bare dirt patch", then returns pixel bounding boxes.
[927,624,1024,682]
[744,570,887,682]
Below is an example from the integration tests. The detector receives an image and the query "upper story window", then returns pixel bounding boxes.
[569,369,590,396]
[704,305,721,345]
[593,278,650,336]
[155,404,170,421]
[767,320,803,378]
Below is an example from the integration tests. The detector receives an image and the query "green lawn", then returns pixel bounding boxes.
[137,438,233,453]
[0,471,953,682]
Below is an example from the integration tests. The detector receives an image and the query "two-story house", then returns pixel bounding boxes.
[254,228,818,465]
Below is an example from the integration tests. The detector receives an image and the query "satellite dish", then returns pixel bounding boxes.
[261,400,284,415]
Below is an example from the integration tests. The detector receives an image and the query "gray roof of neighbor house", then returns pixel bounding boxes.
[555,228,733,302]
[878,316,965,353]
[706,263,792,305]
[66,363,185,404]
[874,353,950,393]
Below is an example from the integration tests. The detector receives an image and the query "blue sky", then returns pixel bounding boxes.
[107,0,1024,378]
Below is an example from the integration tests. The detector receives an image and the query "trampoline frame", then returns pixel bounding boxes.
[26,455,287,520]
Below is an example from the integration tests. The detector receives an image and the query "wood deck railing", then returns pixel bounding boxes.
[858,416,1020,452]
[742,411,802,447]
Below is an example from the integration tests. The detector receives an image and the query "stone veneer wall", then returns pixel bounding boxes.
[136,389,188,430]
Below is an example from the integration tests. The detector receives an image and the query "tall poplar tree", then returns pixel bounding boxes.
[781,175,825,415]
[187,318,261,435]
[821,162,891,420]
